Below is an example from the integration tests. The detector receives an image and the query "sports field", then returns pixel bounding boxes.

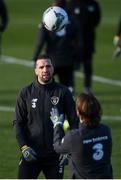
[0,0,121,178]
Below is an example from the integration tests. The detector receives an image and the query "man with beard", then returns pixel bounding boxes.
[13,55,78,179]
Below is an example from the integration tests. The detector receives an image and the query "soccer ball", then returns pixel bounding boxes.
[42,6,68,32]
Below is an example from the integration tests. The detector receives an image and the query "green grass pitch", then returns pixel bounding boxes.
[0,0,121,178]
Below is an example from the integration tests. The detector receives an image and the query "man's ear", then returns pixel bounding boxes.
[35,68,38,76]
[52,66,54,75]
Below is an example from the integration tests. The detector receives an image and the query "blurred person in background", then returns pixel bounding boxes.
[51,93,113,179]
[113,17,121,59]
[65,0,101,94]
[32,0,81,95]
[0,0,9,58]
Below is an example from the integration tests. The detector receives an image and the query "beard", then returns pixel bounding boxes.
[38,75,52,84]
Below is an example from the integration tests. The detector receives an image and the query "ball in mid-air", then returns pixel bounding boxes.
[42,6,68,32]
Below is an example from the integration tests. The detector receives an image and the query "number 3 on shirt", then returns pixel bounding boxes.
[92,143,104,161]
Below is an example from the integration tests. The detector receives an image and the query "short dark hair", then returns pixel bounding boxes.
[34,54,53,68]
[53,0,66,8]
[76,93,102,127]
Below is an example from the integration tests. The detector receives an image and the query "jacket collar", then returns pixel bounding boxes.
[34,78,56,89]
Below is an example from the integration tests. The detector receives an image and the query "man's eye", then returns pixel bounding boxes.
[38,65,51,69]
[46,65,51,68]
[39,66,44,69]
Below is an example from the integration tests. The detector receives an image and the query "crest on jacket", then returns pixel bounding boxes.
[51,96,59,105]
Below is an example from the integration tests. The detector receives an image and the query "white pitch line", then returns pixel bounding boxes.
[0,55,121,121]
[0,106,121,121]
[1,55,33,67]
[0,0,121,128]
[1,55,121,87]
[0,106,15,112]
[75,72,121,87]
[102,115,121,121]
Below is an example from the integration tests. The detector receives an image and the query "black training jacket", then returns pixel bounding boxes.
[0,0,9,32]
[13,79,78,158]
[67,0,101,55]
[116,17,121,36]
[54,123,113,179]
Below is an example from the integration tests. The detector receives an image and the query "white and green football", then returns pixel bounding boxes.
[42,6,68,32]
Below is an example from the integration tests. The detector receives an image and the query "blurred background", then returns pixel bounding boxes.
[0,0,121,178]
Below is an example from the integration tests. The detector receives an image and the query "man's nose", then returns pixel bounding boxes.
[43,66,47,71]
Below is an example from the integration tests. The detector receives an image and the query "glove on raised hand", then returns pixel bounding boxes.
[50,107,64,128]
[21,145,37,162]
[113,36,121,46]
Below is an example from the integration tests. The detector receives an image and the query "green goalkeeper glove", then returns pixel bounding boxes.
[50,107,64,128]
[21,145,37,162]
[113,35,121,47]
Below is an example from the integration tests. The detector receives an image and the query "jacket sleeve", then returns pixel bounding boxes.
[53,125,72,154]
[116,18,121,37]
[13,89,28,148]
[89,1,101,28]
[32,24,46,62]
[64,89,79,129]
[0,0,9,32]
